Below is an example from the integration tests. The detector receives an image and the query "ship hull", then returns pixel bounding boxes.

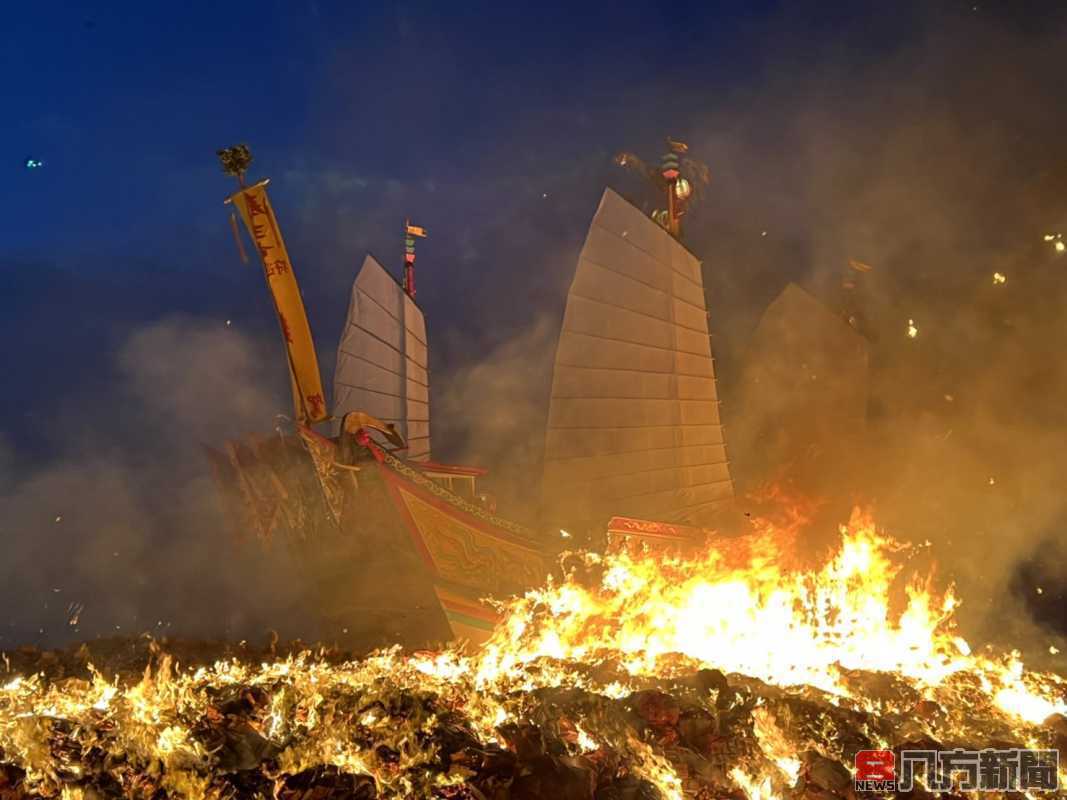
[209,429,547,647]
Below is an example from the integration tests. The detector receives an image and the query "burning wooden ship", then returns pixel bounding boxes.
[5,146,1067,800]
[207,141,743,646]
[207,146,556,647]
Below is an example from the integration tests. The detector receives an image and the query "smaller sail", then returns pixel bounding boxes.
[333,255,430,460]
[729,282,869,482]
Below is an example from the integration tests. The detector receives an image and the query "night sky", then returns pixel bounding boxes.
[2,1,1067,647]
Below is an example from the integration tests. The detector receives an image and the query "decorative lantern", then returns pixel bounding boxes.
[660,152,680,180]
[673,177,692,200]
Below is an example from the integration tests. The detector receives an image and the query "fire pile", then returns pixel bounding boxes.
[3,510,1067,799]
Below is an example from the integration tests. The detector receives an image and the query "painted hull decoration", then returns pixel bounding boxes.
[378,450,546,591]
[299,429,548,644]
[433,583,501,644]
[606,515,711,554]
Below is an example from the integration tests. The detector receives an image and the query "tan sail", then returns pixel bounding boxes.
[542,188,734,528]
[729,282,869,482]
[333,255,431,460]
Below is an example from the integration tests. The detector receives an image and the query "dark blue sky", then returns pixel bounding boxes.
[3,0,1022,455]
[3,0,1067,645]
[0,1,792,451]
[3,1,771,253]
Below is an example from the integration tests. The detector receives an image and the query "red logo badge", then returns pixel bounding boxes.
[856,750,895,782]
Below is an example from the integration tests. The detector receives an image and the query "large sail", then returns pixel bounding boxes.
[542,188,733,528]
[333,255,430,460]
[729,282,869,484]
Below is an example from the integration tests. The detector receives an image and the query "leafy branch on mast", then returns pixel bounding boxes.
[217,144,253,184]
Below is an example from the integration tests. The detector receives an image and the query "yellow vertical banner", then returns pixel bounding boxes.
[229,180,328,423]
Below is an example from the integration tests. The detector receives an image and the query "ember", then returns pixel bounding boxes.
[2,509,1066,799]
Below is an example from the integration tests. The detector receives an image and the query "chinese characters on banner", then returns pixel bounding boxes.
[230,181,328,423]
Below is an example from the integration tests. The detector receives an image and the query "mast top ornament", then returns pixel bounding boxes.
[614,137,711,238]
[217,144,253,186]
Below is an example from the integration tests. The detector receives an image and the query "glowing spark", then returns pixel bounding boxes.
[906,319,919,338]
[25,159,44,169]
[1057,241,1066,254]
[1037,587,1044,595]
[992,272,1006,284]
[1044,234,1058,241]
[225,319,232,326]
[988,477,996,485]
[559,529,572,539]
[54,515,62,523]
[1051,645,1060,655]
[761,230,768,237]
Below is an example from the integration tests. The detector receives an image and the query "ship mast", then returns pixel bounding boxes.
[404,219,427,299]
[615,137,710,239]
[661,146,682,237]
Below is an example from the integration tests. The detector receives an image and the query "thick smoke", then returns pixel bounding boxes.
[0,317,312,648]
[433,312,562,523]
[678,9,1067,651]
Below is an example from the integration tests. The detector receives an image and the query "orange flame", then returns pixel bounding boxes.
[478,506,1066,726]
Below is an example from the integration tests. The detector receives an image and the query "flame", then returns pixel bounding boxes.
[2,505,1066,797]
[906,318,919,338]
[478,508,1064,723]
[730,767,779,800]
